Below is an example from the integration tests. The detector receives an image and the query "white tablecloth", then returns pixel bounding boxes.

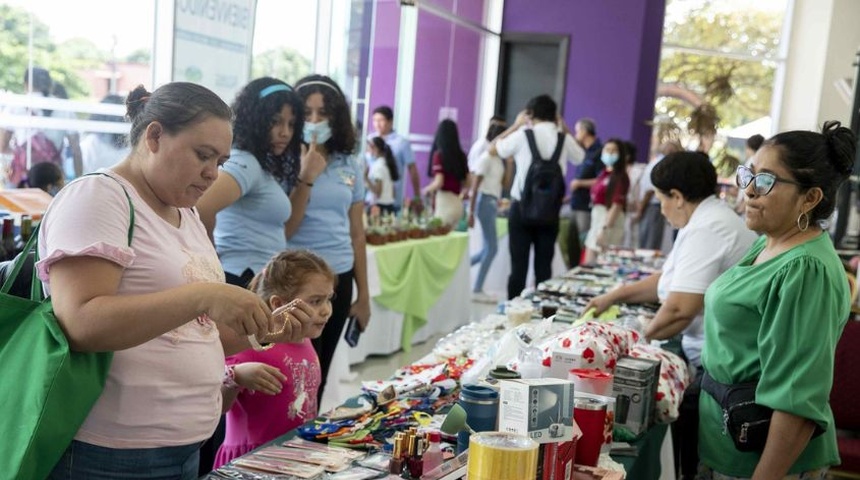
[321,240,471,410]
[468,219,567,299]
[345,244,472,365]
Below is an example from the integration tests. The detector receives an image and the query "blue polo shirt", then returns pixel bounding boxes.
[367,130,415,206]
[288,152,365,274]
[570,139,604,211]
[214,149,291,275]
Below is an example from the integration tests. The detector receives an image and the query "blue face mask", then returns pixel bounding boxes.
[303,120,332,145]
[601,152,619,167]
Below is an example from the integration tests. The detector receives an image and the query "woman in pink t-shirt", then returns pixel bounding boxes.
[40,83,313,480]
[583,138,630,264]
[214,250,335,468]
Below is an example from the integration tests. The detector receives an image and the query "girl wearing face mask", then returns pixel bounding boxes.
[583,138,630,264]
[288,75,370,407]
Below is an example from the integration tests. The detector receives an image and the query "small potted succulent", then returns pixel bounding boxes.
[366,225,387,245]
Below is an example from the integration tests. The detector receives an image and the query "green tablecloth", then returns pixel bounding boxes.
[369,232,469,352]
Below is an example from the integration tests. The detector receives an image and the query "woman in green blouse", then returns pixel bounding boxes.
[699,121,855,479]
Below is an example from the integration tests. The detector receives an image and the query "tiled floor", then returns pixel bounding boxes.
[335,298,500,399]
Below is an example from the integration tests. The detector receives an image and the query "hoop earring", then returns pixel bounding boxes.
[797,211,810,232]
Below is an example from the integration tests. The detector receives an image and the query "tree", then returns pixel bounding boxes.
[655,1,784,148]
[252,47,312,86]
[0,5,99,99]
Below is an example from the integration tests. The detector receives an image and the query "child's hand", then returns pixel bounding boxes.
[233,362,286,395]
[267,299,317,343]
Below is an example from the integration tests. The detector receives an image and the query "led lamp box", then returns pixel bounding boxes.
[498,378,575,444]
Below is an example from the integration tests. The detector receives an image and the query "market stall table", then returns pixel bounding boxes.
[347,231,471,365]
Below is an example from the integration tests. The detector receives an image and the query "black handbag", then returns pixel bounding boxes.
[701,370,772,452]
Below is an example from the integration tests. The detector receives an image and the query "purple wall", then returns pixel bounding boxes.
[502,0,665,163]
[409,1,485,180]
[367,0,486,195]
[367,0,402,123]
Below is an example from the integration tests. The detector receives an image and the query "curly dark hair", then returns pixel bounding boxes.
[295,74,356,155]
[231,77,304,182]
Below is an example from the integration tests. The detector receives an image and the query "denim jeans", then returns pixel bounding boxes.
[470,193,499,293]
[48,440,201,480]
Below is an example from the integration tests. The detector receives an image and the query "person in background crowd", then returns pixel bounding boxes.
[214,250,335,469]
[490,94,584,299]
[290,74,370,406]
[567,118,604,267]
[586,151,757,480]
[80,94,130,174]
[467,122,509,303]
[699,121,854,479]
[468,115,506,173]
[583,138,630,264]
[39,82,297,479]
[367,106,421,211]
[48,81,83,180]
[422,119,470,227]
[735,133,766,215]
[18,161,65,195]
[635,140,682,250]
[364,135,400,215]
[0,67,79,187]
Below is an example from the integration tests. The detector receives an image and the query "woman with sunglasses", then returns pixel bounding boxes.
[585,151,756,479]
[697,121,855,479]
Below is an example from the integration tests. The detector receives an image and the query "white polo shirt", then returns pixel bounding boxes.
[495,122,584,201]
[656,195,758,367]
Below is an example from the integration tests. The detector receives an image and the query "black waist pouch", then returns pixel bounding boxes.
[701,371,772,452]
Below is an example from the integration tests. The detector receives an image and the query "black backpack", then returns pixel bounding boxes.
[519,129,566,226]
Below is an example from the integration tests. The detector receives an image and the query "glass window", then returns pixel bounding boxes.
[0,0,154,186]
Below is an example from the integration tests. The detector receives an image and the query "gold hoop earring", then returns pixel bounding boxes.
[797,211,810,232]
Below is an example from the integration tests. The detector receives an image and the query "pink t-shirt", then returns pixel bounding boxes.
[214,340,321,468]
[36,171,226,449]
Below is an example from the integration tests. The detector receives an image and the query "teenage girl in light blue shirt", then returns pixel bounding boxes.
[198,77,305,287]
[289,75,370,405]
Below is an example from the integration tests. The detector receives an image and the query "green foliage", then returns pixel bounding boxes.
[0,4,55,93]
[1,4,310,102]
[657,1,783,130]
[252,47,312,86]
[125,49,151,64]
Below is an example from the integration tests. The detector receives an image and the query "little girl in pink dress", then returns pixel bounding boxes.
[214,250,336,468]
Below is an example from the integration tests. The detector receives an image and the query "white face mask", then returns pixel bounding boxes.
[601,152,619,167]
[303,120,332,144]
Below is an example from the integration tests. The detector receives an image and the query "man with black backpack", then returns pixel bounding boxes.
[489,94,585,299]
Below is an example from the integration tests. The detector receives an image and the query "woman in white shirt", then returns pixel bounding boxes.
[467,123,509,303]
[365,136,400,214]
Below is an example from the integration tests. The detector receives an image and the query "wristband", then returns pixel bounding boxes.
[223,365,243,390]
[297,178,314,187]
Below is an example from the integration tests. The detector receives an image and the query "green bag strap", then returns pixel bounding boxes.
[0,172,136,300]
[0,225,39,295]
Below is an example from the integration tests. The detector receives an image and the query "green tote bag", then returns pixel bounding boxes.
[0,174,134,479]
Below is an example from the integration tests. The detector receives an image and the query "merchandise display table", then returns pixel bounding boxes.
[347,232,471,364]
[207,250,685,480]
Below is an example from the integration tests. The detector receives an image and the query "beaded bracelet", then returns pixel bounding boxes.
[223,365,243,390]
